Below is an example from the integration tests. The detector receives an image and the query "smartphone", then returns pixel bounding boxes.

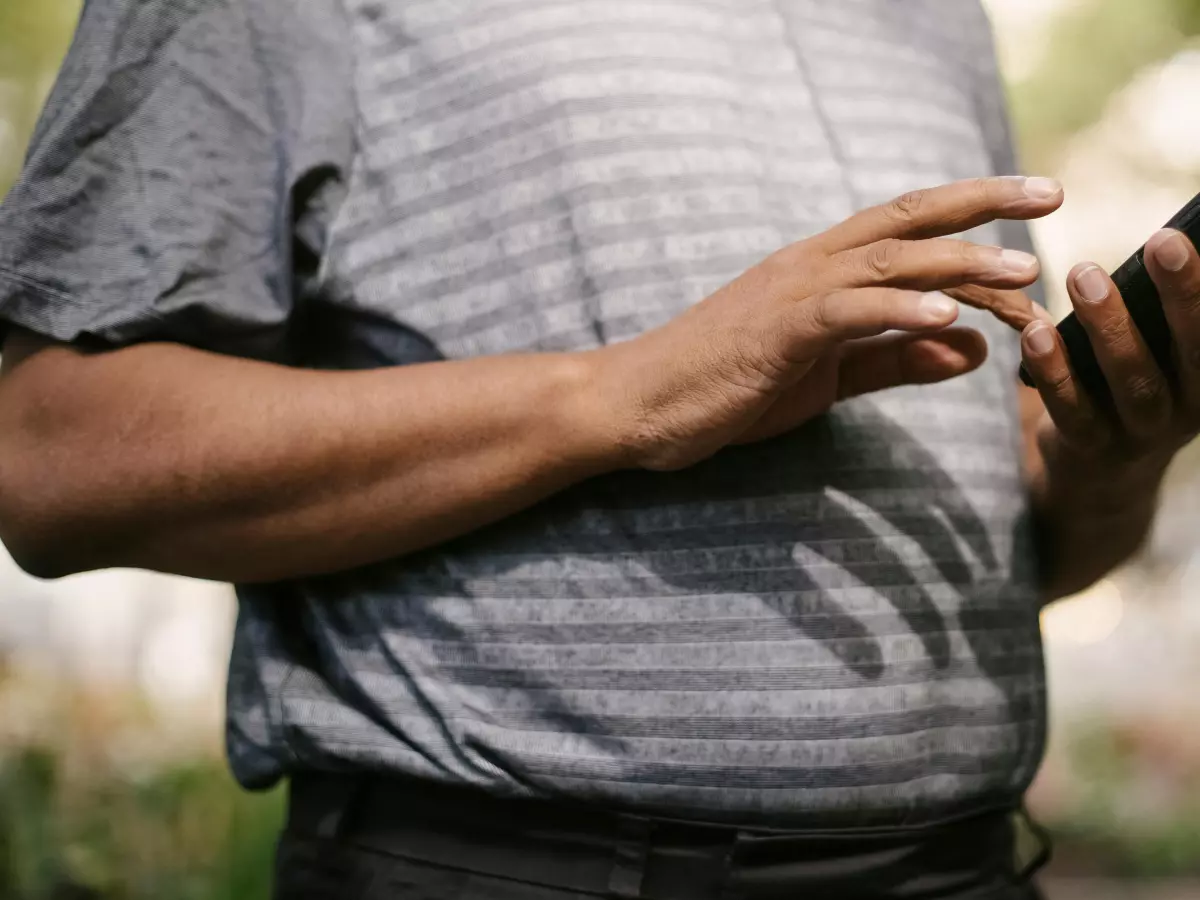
[1018,190,1200,403]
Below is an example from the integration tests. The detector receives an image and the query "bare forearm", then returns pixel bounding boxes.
[0,179,1066,584]
[0,338,618,581]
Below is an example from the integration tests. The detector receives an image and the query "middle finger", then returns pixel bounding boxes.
[828,237,1040,293]
[1068,262,1172,439]
[1144,228,1200,410]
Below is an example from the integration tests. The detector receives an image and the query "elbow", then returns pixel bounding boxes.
[0,498,81,582]
[0,446,91,581]
[0,431,148,580]
[0,343,121,580]
[3,539,76,582]
[0,534,75,583]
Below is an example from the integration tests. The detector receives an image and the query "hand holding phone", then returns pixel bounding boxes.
[1018,192,1200,402]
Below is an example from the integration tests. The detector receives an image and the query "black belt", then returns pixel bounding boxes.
[284,774,1049,900]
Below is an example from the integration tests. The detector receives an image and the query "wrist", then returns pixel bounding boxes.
[550,350,639,476]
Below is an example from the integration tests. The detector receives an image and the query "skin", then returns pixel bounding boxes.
[0,175,1167,603]
[1019,227,1200,598]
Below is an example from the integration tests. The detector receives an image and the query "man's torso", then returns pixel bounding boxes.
[226,0,1046,829]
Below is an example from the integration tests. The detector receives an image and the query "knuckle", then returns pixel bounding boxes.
[887,189,927,225]
[1176,286,1200,318]
[969,177,994,208]
[955,240,980,266]
[808,291,833,334]
[732,340,791,388]
[1096,314,1134,345]
[1124,372,1167,404]
[863,239,903,279]
[1044,366,1075,399]
[1122,373,1172,426]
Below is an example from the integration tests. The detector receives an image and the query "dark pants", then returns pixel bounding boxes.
[274,775,1048,900]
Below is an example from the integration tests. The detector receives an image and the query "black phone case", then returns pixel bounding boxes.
[1018,190,1200,403]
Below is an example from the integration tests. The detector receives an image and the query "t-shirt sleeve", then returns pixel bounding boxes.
[0,0,354,360]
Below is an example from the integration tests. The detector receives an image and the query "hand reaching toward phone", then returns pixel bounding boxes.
[589,176,1064,471]
[0,175,1065,582]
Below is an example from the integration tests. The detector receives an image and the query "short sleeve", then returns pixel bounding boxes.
[0,0,354,360]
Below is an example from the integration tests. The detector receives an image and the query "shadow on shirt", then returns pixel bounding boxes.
[287,301,1043,795]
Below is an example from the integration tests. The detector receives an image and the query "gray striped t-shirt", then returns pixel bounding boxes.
[0,0,1046,828]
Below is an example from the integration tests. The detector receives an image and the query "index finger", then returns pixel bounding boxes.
[812,176,1064,253]
[941,283,1055,333]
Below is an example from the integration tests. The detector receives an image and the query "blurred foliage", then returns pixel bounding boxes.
[0,745,284,900]
[1042,722,1200,877]
[1009,0,1200,173]
[0,0,80,194]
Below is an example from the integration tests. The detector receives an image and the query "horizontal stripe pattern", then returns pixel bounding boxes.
[227,0,1048,828]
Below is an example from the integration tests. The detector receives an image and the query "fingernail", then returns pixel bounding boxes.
[1024,322,1055,357]
[1023,176,1062,199]
[919,292,957,321]
[1152,229,1189,272]
[1074,265,1109,303]
[998,249,1039,274]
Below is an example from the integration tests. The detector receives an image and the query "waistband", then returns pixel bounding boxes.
[284,774,1051,900]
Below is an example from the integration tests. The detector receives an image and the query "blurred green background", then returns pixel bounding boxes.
[4,1,1200,898]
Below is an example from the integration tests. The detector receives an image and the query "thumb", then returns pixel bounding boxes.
[837,327,988,400]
